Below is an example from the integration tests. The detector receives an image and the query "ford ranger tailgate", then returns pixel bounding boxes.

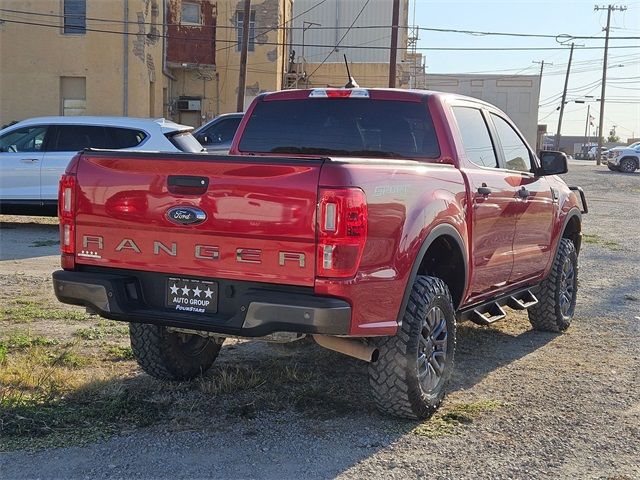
[72,152,321,286]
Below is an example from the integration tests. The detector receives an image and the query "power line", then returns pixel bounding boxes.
[4,17,639,52]
[214,0,331,55]
[307,0,372,80]
[3,7,640,40]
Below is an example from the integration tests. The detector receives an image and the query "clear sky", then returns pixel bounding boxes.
[412,0,640,140]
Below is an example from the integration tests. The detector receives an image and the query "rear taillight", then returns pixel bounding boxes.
[58,174,76,270]
[316,187,368,278]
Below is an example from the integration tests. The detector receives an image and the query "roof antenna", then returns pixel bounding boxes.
[343,54,359,88]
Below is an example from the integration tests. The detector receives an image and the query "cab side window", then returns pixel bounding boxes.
[490,114,532,173]
[452,107,498,168]
[0,126,48,152]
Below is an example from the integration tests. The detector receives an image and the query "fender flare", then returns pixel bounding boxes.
[556,208,582,255]
[395,223,468,325]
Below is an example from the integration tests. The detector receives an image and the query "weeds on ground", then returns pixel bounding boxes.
[0,339,375,450]
[74,321,129,340]
[582,234,623,251]
[0,337,158,450]
[1,298,87,323]
[104,345,134,361]
[412,400,504,437]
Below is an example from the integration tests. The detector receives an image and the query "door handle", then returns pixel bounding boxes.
[167,175,209,195]
[477,185,492,196]
[518,187,531,199]
[20,158,40,163]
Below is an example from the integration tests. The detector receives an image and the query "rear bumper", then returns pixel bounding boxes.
[52,269,351,336]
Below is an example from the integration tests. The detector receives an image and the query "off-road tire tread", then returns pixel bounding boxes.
[528,238,577,332]
[129,323,221,381]
[368,276,456,419]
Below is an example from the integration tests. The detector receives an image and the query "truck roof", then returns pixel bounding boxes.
[260,88,498,110]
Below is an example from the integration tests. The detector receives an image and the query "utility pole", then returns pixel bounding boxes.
[555,43,576,150]
[236,0,251,112]
[533,59,552,84]
[583,104,591,156]
[594,4,627,164]
[388,0,400,88]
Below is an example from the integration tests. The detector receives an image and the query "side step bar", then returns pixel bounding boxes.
[459,288,539,326]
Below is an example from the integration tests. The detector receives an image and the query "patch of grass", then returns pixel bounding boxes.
[412,400,503,438]
[1,381,165,450]
[582,233,600,244]
[30,239,59,248]
[582,234,622,251]
[74,321,129,341]
[602,241,623,251]
[104,345,134,361]
[0,342,160,450]
[197,366,265,395]
[74,327,106,340]
[2,331,59,350]
[0,343,6,365]
[50,350,89,369]
[1,299,87,323]
[0,344,371,449]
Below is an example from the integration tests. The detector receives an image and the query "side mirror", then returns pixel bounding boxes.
[537,151,568,176]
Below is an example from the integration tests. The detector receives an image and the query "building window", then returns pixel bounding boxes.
[63,0,86,34]
[181,2,201,25]
[60,76,86,116]
[236,10,256,52]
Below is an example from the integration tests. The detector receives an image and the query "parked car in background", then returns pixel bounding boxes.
[0,117,202,215]
[607,144,640,173]
[587,146,608,160]
[193,113,243,154]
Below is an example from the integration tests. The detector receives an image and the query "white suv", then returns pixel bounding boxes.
[607,143,640,173]
[0,117,203,215]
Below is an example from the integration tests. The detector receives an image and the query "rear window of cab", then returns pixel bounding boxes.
[238,98,440,159]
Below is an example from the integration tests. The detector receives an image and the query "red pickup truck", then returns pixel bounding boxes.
[53,88,587,419]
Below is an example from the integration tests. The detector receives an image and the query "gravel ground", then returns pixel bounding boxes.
[1,160,639,479]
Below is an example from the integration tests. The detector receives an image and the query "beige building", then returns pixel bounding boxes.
[0,0,293,128]
[0,0,164,125]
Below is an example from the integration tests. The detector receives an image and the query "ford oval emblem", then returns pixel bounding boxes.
[166,206,207,226]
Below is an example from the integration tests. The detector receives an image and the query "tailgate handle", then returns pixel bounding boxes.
[167,176,209,195]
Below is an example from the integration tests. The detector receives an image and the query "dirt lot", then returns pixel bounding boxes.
[0,161,638,479]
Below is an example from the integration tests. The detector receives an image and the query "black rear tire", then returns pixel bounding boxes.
[129,323,223,380]
[528,238,578,332]
[368,276,456,419]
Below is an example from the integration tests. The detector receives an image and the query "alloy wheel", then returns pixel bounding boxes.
[417,306,448,393]
[559,257,576,317]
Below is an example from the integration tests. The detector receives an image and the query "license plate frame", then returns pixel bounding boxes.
[166,277,218,314]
